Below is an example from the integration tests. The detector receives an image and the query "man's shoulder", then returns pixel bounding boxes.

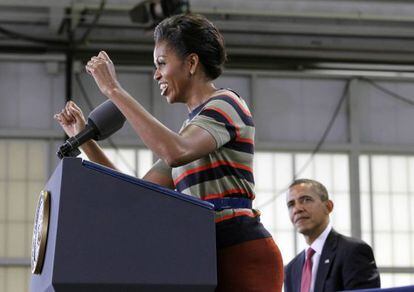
[329,230,373,252]
[285,250,304,270]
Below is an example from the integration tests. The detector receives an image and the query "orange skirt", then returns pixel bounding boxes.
[215,237,284,292]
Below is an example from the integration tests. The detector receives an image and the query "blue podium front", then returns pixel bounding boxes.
[30,158,217,292]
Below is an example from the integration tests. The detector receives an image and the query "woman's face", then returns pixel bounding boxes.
[153,41,191,104]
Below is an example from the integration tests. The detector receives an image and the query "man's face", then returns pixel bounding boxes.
[286,183,333,239]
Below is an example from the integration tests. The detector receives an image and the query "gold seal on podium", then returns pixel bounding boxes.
[31,190,51,274]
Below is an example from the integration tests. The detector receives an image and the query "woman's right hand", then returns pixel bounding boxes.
[54,100,86,137]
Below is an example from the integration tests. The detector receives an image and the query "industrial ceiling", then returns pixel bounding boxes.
[1,0,414,70]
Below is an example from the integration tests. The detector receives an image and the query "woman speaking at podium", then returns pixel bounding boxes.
[54,13,283,292]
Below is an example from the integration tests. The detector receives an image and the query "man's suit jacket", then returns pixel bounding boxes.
[284,229,380,292]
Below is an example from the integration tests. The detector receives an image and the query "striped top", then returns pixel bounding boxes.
[172,90,259,223]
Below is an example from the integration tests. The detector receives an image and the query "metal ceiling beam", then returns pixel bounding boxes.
[1,0,414,66]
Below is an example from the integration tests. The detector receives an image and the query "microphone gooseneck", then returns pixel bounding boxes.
[57,124,96,159]
[57,100,126,159]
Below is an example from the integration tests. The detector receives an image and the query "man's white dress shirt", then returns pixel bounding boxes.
[304,224,332,292]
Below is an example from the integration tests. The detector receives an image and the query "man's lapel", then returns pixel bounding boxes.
[313,230,338,292]
[293,251,305,292]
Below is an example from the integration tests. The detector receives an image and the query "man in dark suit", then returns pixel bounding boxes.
[284,179,380,292]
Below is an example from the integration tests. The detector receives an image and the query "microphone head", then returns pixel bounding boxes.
[87,100,126,140]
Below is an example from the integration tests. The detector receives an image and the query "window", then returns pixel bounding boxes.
[80,147,153,178]
[360,155,414,288]
[0,140,48,292]
[253,152,350,264]
[0,142,154,291]
[102,148,153,178]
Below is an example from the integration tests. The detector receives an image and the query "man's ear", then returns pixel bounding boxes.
[325,199,334,214]
[187,53,199,75]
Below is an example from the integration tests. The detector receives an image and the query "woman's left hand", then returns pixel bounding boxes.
[85,51,121,97]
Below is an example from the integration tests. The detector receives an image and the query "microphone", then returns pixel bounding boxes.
[57,100,126,159]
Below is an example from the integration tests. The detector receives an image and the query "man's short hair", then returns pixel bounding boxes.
[288,178,330,201]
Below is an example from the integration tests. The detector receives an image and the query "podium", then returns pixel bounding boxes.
[30,158,217,292]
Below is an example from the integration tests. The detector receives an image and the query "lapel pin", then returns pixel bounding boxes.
[324,259,330,264]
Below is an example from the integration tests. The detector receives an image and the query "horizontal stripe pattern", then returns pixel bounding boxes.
[206,106,254,146]
[174,160,253,185]
[206,95,254,126]
[175,163,254,193]
[182,173,255,199]
[203,188,255,200]
[224,140,254,154]
[195,99,255,151]
[200,108,237,141]
[172,92,256,222]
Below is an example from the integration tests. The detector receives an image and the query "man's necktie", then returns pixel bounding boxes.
[300,248,316,292]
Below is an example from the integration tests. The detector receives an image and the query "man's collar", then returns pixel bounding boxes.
[307,223,332,256]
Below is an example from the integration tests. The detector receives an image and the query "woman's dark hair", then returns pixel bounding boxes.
[154,13,227,80]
